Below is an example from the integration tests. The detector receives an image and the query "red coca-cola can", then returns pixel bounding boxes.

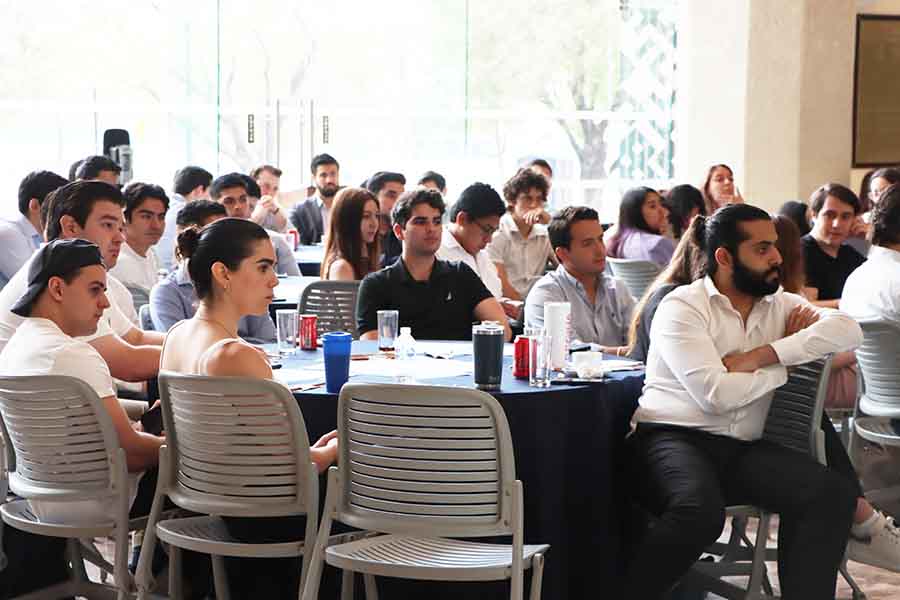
[299,314,317,350]
[287,228,300,250]
[513,335,530,379]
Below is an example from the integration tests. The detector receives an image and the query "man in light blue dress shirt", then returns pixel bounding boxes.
[0,171,68,289]
[525,206,635,354]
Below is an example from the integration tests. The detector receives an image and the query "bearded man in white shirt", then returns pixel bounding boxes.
[627,204,864,599]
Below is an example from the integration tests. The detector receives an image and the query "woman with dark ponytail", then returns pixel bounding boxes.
[626,216,707,361]
[159,217,339,599]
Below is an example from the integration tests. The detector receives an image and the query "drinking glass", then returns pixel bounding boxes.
[377,309,399,351]
[525,326,551,388]
[276,310,299,356]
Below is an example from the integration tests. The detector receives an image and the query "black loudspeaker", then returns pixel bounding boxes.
[103,128,133,185]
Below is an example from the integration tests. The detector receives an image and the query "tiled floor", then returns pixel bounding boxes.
[711,515,900,600]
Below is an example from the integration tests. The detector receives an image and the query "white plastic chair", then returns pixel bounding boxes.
[851,318,900,507]
[0,415,11,572]
[606,257,661,301]
[298,279,360,339]
[0,375,134,600]
[302,383,549,600]
[135,373,324,600]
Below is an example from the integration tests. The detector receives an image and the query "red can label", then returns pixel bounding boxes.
[287,228,300,250]
[300,314,317,350]
[513,335,530,379]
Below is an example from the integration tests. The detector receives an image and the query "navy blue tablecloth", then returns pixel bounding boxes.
[280,341,644,599]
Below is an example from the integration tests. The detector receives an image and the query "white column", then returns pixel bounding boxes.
[677,0,854,211]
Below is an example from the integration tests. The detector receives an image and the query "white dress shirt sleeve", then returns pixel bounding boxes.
[651,295,789,416]
[769,292,863,366]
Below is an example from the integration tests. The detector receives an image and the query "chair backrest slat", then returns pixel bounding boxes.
[298,280,360,339]
[350,471,498,495]
[159,373,317,517]
[762,357,832,459]
[350,430,496,450]
[337,383,516,538]
[0,376,121,499]
[856,319,900,414]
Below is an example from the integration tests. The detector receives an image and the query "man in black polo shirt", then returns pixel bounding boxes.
[802,183,866,308]
[357,188,511,341]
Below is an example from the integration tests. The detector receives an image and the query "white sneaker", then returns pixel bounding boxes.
[848,511,900,573]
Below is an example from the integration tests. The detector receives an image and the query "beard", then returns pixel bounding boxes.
[732,256,781,297]
[317,183,339,198]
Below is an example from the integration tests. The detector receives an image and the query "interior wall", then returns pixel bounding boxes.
[677,0,855,210]
[851,0,900,195]
[674,0,750,193]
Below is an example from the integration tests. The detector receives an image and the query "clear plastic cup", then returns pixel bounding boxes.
[525,326,551,388]
[377,309,399,352]
[276,310,299,356]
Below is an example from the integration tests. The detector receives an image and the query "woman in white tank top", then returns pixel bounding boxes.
[161,217,338,598]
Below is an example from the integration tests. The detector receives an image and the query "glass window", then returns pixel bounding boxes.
[0,0,677,222]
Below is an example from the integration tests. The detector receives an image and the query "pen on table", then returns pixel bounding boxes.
[291,381,326,392]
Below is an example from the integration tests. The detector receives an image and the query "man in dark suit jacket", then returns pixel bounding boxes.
[290,197,324,246]
[290,153,339,245]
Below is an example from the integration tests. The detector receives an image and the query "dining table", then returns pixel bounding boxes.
[272,339,645,599]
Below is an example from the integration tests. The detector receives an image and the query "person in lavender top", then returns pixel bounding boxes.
[604,186,675,266]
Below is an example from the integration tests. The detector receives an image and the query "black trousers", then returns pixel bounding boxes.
[624,420,858,600]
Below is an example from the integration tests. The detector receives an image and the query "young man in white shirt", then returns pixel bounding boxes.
[627,204,865,598]
[487,168,556,300]
[0,180,163,382]
[250,164,289,232]
[842,183,900,325]
[1,238,163,523]
[111,182,168,295]
[158,165,212,271]
[436,182,522,319]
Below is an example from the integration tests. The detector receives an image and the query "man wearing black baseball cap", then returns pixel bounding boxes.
[0,180,163,383]
[0,238,163,523]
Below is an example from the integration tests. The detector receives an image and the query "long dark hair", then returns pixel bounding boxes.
[664,184,705,239]
[321,187,381,280]
[177,218,270,299]
[607,187,660,257]
[625,217,708,353]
